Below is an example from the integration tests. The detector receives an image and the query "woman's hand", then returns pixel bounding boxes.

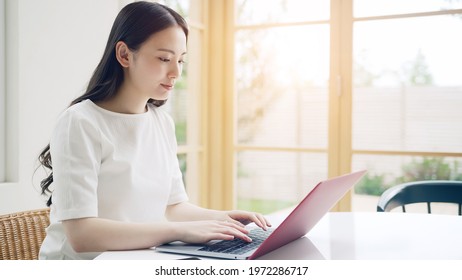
[221,210,272,231]
[174,220,252,244]
[165,202,272,243]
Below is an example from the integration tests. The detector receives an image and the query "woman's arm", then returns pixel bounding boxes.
[62,218,174,253]
[62,216,252,253]
[166,202,272,230]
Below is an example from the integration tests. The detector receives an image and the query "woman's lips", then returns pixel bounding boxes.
[161,84,174,91]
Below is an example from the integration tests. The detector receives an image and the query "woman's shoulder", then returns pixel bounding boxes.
[148,103,174,126]
[51,100,102,145]
[58,100,102,120]
[53,100,102,131]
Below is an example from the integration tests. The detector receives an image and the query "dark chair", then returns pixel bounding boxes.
[377,181,462,215]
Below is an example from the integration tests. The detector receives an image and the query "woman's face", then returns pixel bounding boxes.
[125,26,187,102]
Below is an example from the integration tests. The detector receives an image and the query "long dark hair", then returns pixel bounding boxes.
[38,1,189,206]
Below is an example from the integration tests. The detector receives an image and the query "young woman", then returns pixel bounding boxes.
[38,1,270,260]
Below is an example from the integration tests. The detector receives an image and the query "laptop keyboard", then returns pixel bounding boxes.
[198,228,274,255]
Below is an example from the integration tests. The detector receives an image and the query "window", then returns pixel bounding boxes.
[351,0,462,212]
[233,0,331,213]
[157,0,205,204]
[152,1,462,212]
[225,0,462,213]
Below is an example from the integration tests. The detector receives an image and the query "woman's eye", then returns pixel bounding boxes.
[159,57,170,62]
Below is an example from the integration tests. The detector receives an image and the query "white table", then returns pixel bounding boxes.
[95,212,462,260]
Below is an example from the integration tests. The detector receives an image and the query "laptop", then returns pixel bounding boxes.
[156,170,367,260]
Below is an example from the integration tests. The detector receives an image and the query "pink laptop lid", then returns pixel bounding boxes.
[249,170,367,259]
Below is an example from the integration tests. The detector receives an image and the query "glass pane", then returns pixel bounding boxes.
[158,0,189,19]
[236,151,327,214]
[352,15,462,153]
[352,154,462,213]
[188,0,203,23]
[165,86,187,145]
[184,28,203,146]
[236,25,329,148]
[158,0,203,23]
[235,0,329,25]
[354,0,462,18]
[161,0,203,145]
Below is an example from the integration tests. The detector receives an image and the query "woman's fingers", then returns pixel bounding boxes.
[254,213,272,230]
[178,215,272,245]
[223,218,245,228]
[218,221,252,242]
[179,220,252,244]
[227,211,272,231]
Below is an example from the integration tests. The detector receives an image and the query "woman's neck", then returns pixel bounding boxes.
[96,87,148,114]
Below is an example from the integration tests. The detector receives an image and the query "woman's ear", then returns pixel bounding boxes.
[115,41,131,68]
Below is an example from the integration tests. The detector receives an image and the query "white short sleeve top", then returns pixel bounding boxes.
[39,100,188,259]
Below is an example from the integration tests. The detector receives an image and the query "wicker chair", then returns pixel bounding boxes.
[0,208,50,260]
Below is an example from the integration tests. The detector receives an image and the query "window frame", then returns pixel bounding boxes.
[212,0,462,211]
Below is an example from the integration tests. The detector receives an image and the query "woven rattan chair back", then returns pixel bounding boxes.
[0,208,50,260]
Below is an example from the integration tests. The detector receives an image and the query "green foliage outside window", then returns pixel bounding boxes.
[355,173,388,196]
[355,157,462,196]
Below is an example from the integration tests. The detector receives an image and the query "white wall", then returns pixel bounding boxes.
[0,0,125,214]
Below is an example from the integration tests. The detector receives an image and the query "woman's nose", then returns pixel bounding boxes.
[169,63,182,79]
